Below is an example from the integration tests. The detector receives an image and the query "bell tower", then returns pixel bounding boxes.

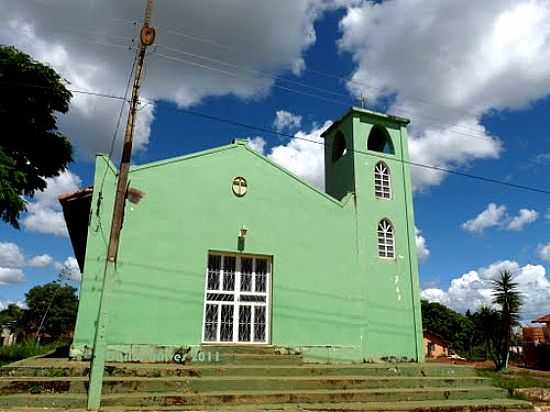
[321,107,424,361]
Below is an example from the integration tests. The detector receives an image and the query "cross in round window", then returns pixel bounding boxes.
[232,177,248,197]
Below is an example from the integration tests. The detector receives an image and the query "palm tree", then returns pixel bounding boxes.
[491,270,522,370]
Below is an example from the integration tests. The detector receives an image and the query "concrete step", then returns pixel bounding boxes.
[0,387,509,408]
[107,399,534,412]
[0,359,480,378]
[0,375,494,395]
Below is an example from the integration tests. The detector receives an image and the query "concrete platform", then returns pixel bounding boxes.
[0,351,534,411]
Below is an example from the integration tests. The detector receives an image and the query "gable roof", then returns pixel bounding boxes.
[59,140,355,267]
[129,140,353,207]
[533,314,550,323]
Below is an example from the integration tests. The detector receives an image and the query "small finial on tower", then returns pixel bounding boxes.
[360,91,366,109]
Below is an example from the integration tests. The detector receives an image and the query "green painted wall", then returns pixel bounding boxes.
[70,107,423,363]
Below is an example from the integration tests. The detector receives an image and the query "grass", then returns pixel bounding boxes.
[0,340,56,367]
[478,368,550,399]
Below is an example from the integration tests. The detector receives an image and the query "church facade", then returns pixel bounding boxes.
[61,107,423,363]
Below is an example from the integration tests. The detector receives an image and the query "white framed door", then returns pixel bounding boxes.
[202,252,271,344]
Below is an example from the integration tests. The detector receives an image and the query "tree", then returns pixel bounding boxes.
[471,306,503,365]
[491,270,522,370]
[0,46,73,228]
[0,303,23,326]
[421,300,475,355]
[20,281,78,341]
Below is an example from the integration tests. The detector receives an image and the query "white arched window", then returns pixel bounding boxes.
[377,219,395,258]
[374,161,391,199]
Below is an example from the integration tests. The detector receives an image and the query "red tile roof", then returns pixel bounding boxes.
[532,314,550,323]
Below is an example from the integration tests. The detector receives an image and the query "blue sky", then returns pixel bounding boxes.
[1,0,549,321]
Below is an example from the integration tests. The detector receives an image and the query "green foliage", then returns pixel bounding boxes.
[20,281,78,340]
[478,368,550,391]
[0,339,54,367]
[0,303,23,326]
[0,45,73,228]
[470,306,504,365]
[421,271,523,369]
[491,271,522,370]
[421,300,474,355]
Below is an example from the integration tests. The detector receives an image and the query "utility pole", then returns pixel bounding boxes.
[87,1,155,410]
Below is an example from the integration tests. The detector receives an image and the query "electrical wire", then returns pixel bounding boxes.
[116,21,495,123]
[0,83,128,101]
[151,48,502,142]
[2,82,547,195]
[112,17,232,50]
[172,107,550,196]
[97,48,140,193]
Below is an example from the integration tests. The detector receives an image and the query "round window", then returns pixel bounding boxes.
[232,176,248,197]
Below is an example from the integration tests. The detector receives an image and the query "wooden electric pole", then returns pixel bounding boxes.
[87,1,156,409]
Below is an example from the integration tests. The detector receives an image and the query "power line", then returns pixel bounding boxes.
[151,48,501,141]
[156,44,352,100]
[305,66,486,122]
[98,47,140,195]
[112,17,232,50]
[172,107,550,196]
[0,83,129,101]
[154,51,359,107]
[3,81,547,195]
[124,21,491,122]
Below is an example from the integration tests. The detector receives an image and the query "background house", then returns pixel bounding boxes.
[0,322,17,347]
[523,314,550,345]
[424,330,448,358]
[523,314,550,370]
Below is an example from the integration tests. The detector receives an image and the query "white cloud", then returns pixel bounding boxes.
[0,1,347,158]
[268,121,331,189]
[538,243,550,261]
[273,110,303,132]
[462,203,507,233]
[338,0,550,190]
[421,288,449,307]
[506,209,539,231]
[415,227,430,262]
[27,254,54,268]
[0,300,25,311]
[462,203,539,233]
[246,137,267,154]
[57,257,81,282]
[22,170,81,237]
[0,242,56,285]
[407,121,502,191]
[0,242,25,268]
[422,260,550,322]
[0,268,25,285]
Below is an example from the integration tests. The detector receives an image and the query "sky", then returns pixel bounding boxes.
[1,0,549,323]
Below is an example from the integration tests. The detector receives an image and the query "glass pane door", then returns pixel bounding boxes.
[202,253,271,344]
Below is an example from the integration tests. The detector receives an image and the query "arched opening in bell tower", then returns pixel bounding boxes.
[367,125,395,155]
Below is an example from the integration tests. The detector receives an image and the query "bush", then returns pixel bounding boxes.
[0,340,56,366]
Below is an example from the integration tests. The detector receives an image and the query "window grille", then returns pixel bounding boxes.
[203,253,270,343]
[377,219,395,258]
[374,161,391,199]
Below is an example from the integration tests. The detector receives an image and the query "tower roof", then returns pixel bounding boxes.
[321,106,410,138]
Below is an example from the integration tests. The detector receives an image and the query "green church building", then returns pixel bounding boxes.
[61,107,424,364]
